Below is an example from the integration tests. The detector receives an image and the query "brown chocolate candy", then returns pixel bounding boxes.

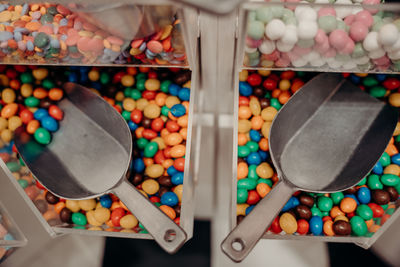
[131,173,143,186]
[345,187,357,195]
[294,205,312,220]
[159,176,173,187]
[141,117,152,128]
[384,186,399,202]
[253,86,265,98]
[299,194,314,207]
[259,98,270,109]
[332,220,351,236]
[45,191,59,204]
[237,215,245,225]
[372,189,390,205]
[174,205,181,217]
[159,187,169,197]
[60,207,72,223]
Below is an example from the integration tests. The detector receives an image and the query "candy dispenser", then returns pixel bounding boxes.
[0,201,27,263]
[224,0,400,261]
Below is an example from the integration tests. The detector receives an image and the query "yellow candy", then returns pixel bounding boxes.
[88,70,100,81]
[256,162,274,179]
[65,200,80,213]
[122,98,136,112]
[94,207,110,223]
[249,98,261,116]
[258,70,271,76]
[237,204,249,216]
[261,107,278,121]
[78,199,96,211]
[86,210,103,226]
[142,179,160,195]
[261,121,272,138]
[384,164,400,176]
[120,229,135,233]
[0,74,9,86]
[279,79,291,91]
[394,122,400,136]
[239,70,248,82]
[160,25,173,40]
[279,212,297,234]
[143,103,161,119]
[151,137,166,150]
[389,93,400,107]
[135,98,148,111]
[8,116,22,131]
[0,11,11,23]
[173,184,183,202]
[238,120,251,133]
[115,91,125,102]
[165,96,180,108]
[32,68,48,80]
[0,118,7,131]
[145,79,160,91]
[145,164,164,178]
[2,88,15,104]
[334,215,349,222]
[121,75,135,87]
[120,214,138,229]
[88,226,102,231]
[0,129,12,143]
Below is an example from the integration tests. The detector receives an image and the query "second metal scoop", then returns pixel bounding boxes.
[222,73,398,262]
[14,83,187,254]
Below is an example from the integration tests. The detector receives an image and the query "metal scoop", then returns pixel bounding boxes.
[14,83,187,254]
[222,73,398,262]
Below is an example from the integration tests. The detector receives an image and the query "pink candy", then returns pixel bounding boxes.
[329,29,349,50]
[318,8,336,18]
[350,21,369,42]
[355,10,374,27]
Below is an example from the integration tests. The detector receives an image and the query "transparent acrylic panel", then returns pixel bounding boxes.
[0,65,197,241]
[0,201,27,263]
[231,69,400,248]
[240,1,400,73]
[0,2,192,67]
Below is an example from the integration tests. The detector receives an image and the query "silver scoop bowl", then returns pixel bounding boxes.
[221,73,398,262]
[14,83,187,254]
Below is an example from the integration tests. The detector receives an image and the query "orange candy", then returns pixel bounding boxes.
[385,143,398,156]
[323,220,335,236]
[27,120,40,134]
[278,91,291,104]
[340,197,357,213]
[251,115,263,130]
[291,80,304,93]
[33,87,48,99]
[259,138,269,151]
[54,202,66,214]
[330,206,344,218]
[170,144,186,158]
[48,88,64,101]
[256,183,271,198]
[159,205,176,220]
[238,106,252,120]
[237,162,248,179]
[238,133,248,146]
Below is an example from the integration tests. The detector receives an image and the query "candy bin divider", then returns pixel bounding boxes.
[179,7,200,71]
[0,201,27,248]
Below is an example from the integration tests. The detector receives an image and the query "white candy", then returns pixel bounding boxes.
[335,0,353,19]
[276,40,294,52]
[310,58,326,67]
[355,56,370,65]
[297,21,318,39]
[280,25,298,45]
[327,58,343,69]
[363,32,381,52]
[388,50,400,60]
[379,23,399,46]
[245,46,257,53]
[342,61,357,70]
[265,19,286,40]
[259,39,276,54]
[294,6,317,21]
[368,48,386,59]
[384,37,400,53]
[291,57,308,67]
[303,51,320,62]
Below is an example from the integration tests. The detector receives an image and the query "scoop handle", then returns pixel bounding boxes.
[113,180,187,254]
[221,180,294,262]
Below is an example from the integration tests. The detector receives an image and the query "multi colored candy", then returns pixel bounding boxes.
[236,70,400,238]
[0,65,191,233]
[0,3,186,66]
[245,1,400,71]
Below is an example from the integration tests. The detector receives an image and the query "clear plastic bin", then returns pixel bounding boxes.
[0,201,27,263]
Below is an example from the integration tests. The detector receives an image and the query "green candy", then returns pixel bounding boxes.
[396,135,400,142]
[380,174,400,186]
[130,89,142,100]
[386,208,395,215]
[136,138,149,150]
[311,207,322,217]
[381,204,388,210]
[270,98,281,110]
[24,96,40,107]
[121,111,131,121]
[374,217,381,225]
[350,216,368,236]
[248,51,260,60]
[34,128,51,145]
[20,73,33,84]
[367,174,383,189]
[238,146,250,157]
[317,196,333,212]
[248,11,256,22]
[136,79,146,91]
[362,76,378,87]
[155,202,161,207]
[100,72,110,84]
[264,92,271,99]
[68,46,78,53]
[372,20,384,32]
[40,13,53,24]
[283,16,297,25]
[237,178,257,190]
[281,9,295,24]
[34,32,50,48]
[248,165,258,180]
[257,178,272,187]
[161,106,170,117]
[246,141,259,152]
[136,73,146,80]
[352,43,365,58]
[357,177,367,186]
[336,20,348,32]
[379,152,391,167]
[160,80,172,93]
[318,15,337,33]
[6,161,21,172]
[365,232,374,237]
[19,157,25,166]
[72,213,87,226]
[47,6,58,15]
[18,179,29,189]
[321,211,329,217]
[247,20,265,40]
[356,204,373,220]
[271,5,284,19]
[42,79,55,89]
[255,7,274,23]
[124,88,132,97]
[330,192,344,205]
[144,142,159,158]
[237,188,249,204]
[73,226,86,230]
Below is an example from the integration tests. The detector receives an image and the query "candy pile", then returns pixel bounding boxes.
[236,70,400,237]
[0,209,16,262]
[0,3,186,66]
[0,65,191,232]
[245,1,400,71]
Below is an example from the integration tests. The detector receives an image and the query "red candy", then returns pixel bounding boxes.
[368,203,384,218]
[270,216,282,234]
[247,190,260,205]
[111,207,126,227]
[297,219,309,235]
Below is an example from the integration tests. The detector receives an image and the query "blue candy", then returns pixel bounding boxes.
[168,84,181,96]
[161,192,179,206]
[247,152,261,165]
[245,205,255,215]
[171,172,184,185]
[68,72,78,83]
[309,216,323,235]
[258,150,268,161]
[376,74,387,81]
[282,196,299,212]
[41,116,59,132]
[357,187,371,204]
[239,81,252,96]
[133,158,145,173]
[372,161,383,175]
[128,121,138,131]
[391,153,400,166]
[170,104,186,117]
[167,166,178,176]
[178,87,190,101]
[350,75,361,84]
[100,195,112,208]
[34,109,49,121]
[249,129,261,142]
